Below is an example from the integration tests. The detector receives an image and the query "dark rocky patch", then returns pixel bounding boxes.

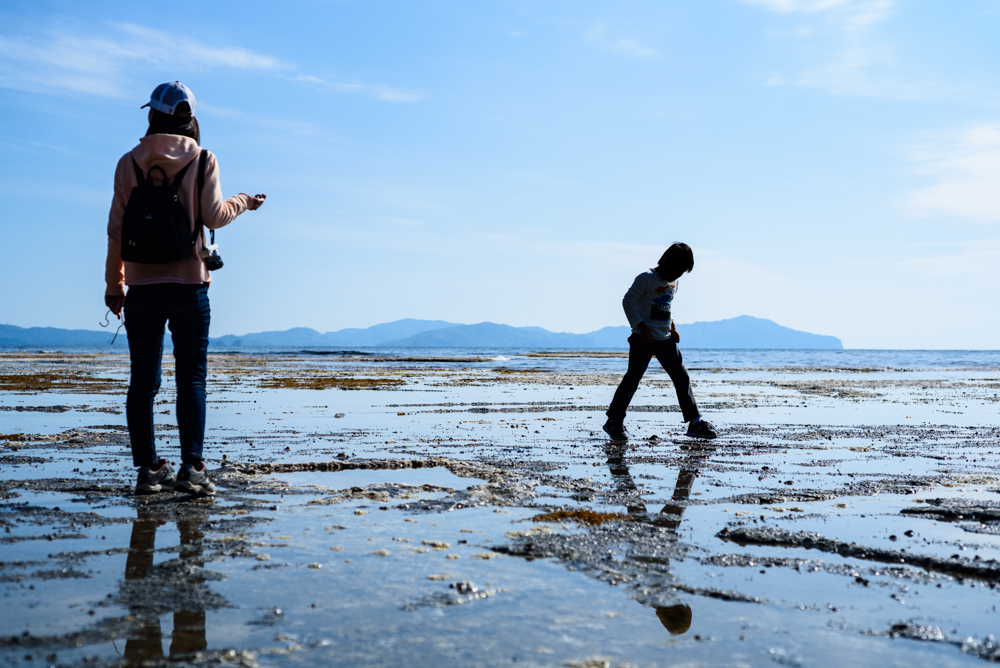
[717,526,1000,582]
[901,498,1000,523]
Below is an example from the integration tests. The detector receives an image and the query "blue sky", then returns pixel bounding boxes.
[1,0,998,348]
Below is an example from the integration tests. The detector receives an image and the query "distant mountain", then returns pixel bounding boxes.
[382,317,841,349]
[383,322,589,347]
[681,315,842,349]
[381,323,633,347]
[0,324,124,347]
[210,319,456,347]
[323,319,455,346]
[0,316,843,349]
[211,326,331,347]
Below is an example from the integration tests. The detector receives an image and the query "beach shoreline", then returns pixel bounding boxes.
[3,350,1000,666]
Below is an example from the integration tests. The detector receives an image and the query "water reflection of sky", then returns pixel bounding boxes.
[250,347,1000,373]
[13,346,1000,372]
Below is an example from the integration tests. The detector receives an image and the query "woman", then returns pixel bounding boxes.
[105,81,266,496]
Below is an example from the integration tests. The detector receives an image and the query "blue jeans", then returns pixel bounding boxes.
[607,334,701,424]
[124,284,210,468]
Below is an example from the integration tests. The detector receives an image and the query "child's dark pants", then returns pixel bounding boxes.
[607,334,701,424]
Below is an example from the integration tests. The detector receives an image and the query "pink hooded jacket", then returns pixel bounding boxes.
[105,134,255,296]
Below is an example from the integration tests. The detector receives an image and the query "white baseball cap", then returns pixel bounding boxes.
[141,81,196,116]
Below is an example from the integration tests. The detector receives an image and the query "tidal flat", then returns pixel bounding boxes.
[2,350,1000,667]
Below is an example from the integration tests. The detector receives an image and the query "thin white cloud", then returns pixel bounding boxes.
[0,32,128,98]
[541,240,662,262]
[584,22,657,61]
[0,23,285,99]
[0,22,420,104]
[902,123,1000,224]
[111,23,284,71]
[197,103,327,137]
[382,217,425,228]
[743,0,852,12]
[896,240,1000,276]
[290,74,421,103]
[746,0,935,99]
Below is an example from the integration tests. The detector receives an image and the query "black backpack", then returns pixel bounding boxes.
[121,151,206,264]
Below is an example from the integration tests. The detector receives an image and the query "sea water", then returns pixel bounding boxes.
[7,345,1000,372]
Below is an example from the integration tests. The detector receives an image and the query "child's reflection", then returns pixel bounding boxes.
[122,502,208,664]
[604,442,715,636]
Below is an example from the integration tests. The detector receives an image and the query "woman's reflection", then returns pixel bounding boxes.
[121,501,208,664]
[604,441,716,636]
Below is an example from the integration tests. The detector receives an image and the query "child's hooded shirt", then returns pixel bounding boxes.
[622,269,677,341]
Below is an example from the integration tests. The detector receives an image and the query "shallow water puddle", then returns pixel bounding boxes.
[18,495,976,668]
[270,466,482,491]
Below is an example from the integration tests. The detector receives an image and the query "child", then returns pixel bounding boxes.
[604,243,717,441]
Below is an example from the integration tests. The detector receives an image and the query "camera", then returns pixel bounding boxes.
[199,243,224,271]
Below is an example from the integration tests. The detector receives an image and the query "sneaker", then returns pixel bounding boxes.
[602,420,628,442]
[136,459,176,495]
[686,420,717,440]
[175,462,216,497]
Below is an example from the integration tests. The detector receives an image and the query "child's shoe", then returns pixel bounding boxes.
[602,420,628,442]
[175,462,216,497]
[686,420,718,440]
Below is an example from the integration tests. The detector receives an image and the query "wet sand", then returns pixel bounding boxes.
[2,351,1000,666]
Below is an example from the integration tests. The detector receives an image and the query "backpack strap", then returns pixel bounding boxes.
[130,156,145,186]
[169,159,195,190]
[196,149,210,245]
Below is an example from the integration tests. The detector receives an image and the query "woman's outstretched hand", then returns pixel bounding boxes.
[247,193,267,210]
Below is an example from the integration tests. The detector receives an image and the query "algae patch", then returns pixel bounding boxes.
[531,509,636,526]
[259,375,405,390]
